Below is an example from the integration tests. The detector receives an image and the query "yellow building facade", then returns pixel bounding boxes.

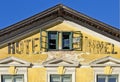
[0,4,120,82]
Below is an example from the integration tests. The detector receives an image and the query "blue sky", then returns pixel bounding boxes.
[0,0,119,29]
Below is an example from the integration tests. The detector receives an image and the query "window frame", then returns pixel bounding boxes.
[47,68,75,82]
[1,74,24,82]
[47,31,59,50]
[50,74,72,82]
[97,74,118,82]
[46,31,82,51]
[61,32,73,50]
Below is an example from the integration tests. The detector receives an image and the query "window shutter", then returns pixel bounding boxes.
[72,31,83,51]
[56,32,59,50]
[40,29,48,52]
[70,32,73,50]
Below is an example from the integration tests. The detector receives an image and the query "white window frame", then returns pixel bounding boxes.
[97,74,118,82]
[47,67,76,82]
[1,74,24,82]
[0,67,27,82]
[94,67,120,82]
[50,74,72,82]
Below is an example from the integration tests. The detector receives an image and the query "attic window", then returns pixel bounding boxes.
[47,31,82,51]
[48,31,58,50]
[62,32,72,50]
[48,31,73,50]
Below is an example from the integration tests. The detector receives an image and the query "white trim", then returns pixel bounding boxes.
[90,56,120,67]
[90,56,120,64]
[0,64,30,67]
[0,56,31,67]
[43,58,79,67]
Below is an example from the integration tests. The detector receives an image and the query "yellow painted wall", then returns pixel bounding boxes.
[76,68,94,82]
[28,68,46,82]
[0,22,120,63]
[0,46,8,54]
[0,22,120,82]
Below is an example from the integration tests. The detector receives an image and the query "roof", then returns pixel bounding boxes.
[0,4,120,43]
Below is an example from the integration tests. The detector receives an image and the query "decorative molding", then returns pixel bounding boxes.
[90,56,120,67]
[8,66,17,74]
[0,56,31,67]
[57,66,65,74]
[104,66,112,74]
[43,57,79,67]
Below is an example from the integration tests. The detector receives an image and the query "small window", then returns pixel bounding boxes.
[48,31,58,50]
[50,74,72,82]
[97,75,118,82]
[2,75,24,82]
[46,31,82,51]
[62,32,72,50]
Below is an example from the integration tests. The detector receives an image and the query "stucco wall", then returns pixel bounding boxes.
[76,68,94,82]
[28,68,46,82]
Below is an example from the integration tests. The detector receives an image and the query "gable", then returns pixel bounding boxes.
[90,56,120,67]
[0,56,31,67]
[0,4,119,64]
[43,58,79,67]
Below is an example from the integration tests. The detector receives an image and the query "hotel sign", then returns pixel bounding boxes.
[8,36,118,54]
[8,38,40,54]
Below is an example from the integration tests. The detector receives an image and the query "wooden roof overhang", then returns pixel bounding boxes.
[0,4,120,47]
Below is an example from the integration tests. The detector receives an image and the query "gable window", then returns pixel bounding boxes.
[97,75,118,82]
[62,32,72,50]
[46,31,82,51]
[48,31,58,50]
[50,74,72,82]
[2,75,24,82]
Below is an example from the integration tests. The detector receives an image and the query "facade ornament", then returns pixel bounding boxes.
[57,66,65,75]
[104,66,112,74]
[8,66,17,74]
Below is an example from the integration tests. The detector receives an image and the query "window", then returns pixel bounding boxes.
[97,75,118,82]
[48,31,58,50]
[50,74,72,82]
[47,31,82,51]
[2,75,24,82]
[62,32,72,50]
